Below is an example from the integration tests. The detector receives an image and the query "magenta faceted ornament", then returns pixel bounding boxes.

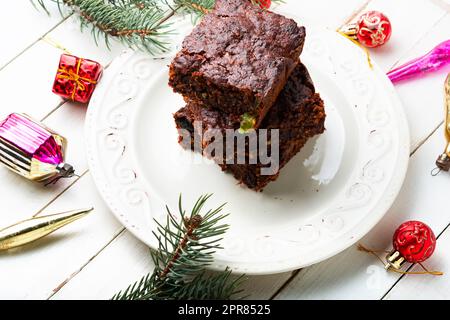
[0,113,75,184]
[388,39,450,83]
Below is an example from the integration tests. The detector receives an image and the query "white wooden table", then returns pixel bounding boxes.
[1,0,449,300]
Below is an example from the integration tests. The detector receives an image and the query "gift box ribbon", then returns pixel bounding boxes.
[57,58,97,100]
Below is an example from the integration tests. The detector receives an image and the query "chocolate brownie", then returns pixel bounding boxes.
[174,63,326,191]
[169,0,305,128]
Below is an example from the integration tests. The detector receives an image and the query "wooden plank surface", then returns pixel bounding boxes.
[0,1,65,70]
[0,0,449,300]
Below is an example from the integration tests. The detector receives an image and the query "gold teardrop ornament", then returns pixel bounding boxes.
[0,208,93,251]
[434,73,450,174]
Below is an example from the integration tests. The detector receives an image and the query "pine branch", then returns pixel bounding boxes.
[34,0,174,54]
[33,0,286,54]
[112,195,245,300]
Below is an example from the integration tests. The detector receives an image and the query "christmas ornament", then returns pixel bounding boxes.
[340,10,392,48]
[387,221,436,269]
[433,73,450,174]
[0,208,92,251]
[257,0,271,9]
[0,113,75,184]
[52,53,102,104]
[358,220,442,275]
[388,40,450,84]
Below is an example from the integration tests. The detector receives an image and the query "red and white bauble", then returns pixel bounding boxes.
[341,10,392,48]
[356,11,392,48]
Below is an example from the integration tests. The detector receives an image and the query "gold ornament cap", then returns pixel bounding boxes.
[338,23,358,40]
[436,153,450,171]
[385,250,406,270]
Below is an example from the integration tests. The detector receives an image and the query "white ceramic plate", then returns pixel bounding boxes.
[85,16,409,275]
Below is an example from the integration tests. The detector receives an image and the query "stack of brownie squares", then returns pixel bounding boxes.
[169,0,326,191]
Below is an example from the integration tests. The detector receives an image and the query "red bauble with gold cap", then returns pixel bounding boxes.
[359,220,441,275]
[392,220,436,263]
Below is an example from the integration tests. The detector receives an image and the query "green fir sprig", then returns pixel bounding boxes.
[33,0,285,54]
[112,195,245,300]
[34,0,175,54]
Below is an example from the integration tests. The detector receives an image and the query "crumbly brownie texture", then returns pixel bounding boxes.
[169,0,305,128]
[174,63,326,191]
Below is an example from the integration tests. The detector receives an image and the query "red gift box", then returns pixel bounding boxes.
[52,54,102,104]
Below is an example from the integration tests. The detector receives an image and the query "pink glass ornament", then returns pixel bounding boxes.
[388,40,450,83]
[0,113,75,183]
